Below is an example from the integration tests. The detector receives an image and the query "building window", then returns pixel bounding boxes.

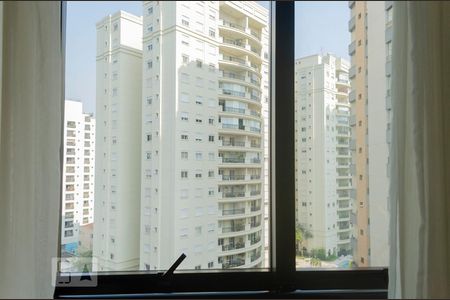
[181,151,188,159]
[208,135,214,142]
[181,171,188,179]
[181,134,188,140]
[196,60,203,68]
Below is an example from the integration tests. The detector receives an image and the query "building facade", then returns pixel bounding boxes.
[348,0,391,266]
[61,100,96,255]
[93,11,143,271]
[294,54,352,257]
[139,0,268,270]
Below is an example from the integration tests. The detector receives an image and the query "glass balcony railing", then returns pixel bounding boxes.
[221,223,245,233]
[249,158,261,164]
[220,55,246,66]
[220,20,245,31]
[222,157,245,163]
[250,174,261,180]
[221,258,245,269]
[222,191,246,198]
[221,123,241,130]
[222,140,246,147]
[222,242,245,251]
[222,208,245,216]
[250,252,262,262]
[250,236,261,245]
[250,205,261,212]
[220,70,246,81]
[223,38,245,48]
[249,29,261,40]
[222,174,246,180]
[222,106,245,114]
[221,89,246,98]
[250,190,261,196]
[250,221,261,228]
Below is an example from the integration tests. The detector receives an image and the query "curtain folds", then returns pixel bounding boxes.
[0,1,62,298]
[389,1,450,298]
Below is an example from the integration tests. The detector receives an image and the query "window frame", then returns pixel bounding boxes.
[55,1,388,298]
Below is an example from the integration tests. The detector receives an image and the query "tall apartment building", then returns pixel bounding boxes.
[61,100,95,255]
[294,54,352,257]
[139,0,268,270]
[348,0,391,266]
[93,11,143,271]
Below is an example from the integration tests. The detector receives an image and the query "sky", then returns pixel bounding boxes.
[65,1,350,115]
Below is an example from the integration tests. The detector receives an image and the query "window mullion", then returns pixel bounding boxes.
[271,0,296,289]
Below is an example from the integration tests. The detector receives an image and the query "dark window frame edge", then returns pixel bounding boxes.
[54,1,388,298]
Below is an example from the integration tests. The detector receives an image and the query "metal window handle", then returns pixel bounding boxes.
[162,253,186,278]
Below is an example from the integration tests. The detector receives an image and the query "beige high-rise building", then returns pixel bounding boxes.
[348,0,391,267]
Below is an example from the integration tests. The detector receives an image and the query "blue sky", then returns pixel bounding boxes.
[65,1,349,115]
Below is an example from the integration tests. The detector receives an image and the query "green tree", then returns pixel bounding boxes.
[295,223,313,256]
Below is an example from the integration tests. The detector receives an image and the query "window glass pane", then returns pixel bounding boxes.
[63,0,271,272]
[294,1,391,269]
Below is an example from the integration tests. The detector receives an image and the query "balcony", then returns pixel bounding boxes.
[249,158,261,164]
[221,223,245,233]
[348,16,355,32]
[222,242,245,252]
[221,89,246,98]
[221,20,245,32]
[250,221,261,228]
[348,41,356,56]
[251,252,262,262]
[222,106,245,115]
[250,205,261,212]
[250,236,261,245]
[250,174,261,180]
[222,157,245,163]
[250,190,261,196]
[386,94,392,110]
[349,90,356,103]
[386,60,392,76]
[249,127,261,133]
[221,123,244,131]
[349,115,356,126]
[222,208,246,216]
[222,191,246,198]
[249,28,261,40]
[249,110,260,117]
[221,258,245,269]
[250,142,261,148]
[220,70,246,82]
[350,139,356,150]
[349,66,356,79]
[222,140,246,147]
[222,174,245,181]
[220,54,246,66]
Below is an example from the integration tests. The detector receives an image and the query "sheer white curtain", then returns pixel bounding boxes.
[0,1,63,298]
[389,1,450,298]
